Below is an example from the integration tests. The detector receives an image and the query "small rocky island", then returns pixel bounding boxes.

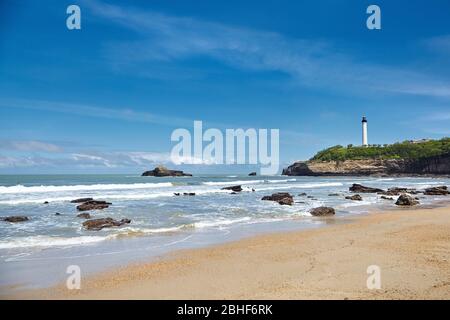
[283,138,450,176]
[142,166,192,177]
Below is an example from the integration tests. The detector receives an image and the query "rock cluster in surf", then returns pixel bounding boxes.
[261,192,294,206]
[82,218,131,231]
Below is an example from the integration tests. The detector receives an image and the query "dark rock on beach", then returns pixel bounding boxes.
[310,207,335,217]
[381,196,394,200]
[43,201,49,204]
[379,190,401,196]
[395,194,419,206]
[77,213,91,219]
[76,200,112,211]
[379,187,419,196]
[328,193,340,197]
[142,166,192,177]
[262,192,292,201]
[70,198,94,203]
[183,192,196,196]
[345,194,363,201]
[349,184,384,194]
[423,186,449,196]
[262,192,294,205]
[298,193,307,196]
[221,185,243,192]
[278,198,294,205]
[82,218,131,231]
[2,216,29,223]
[248,172,257,176]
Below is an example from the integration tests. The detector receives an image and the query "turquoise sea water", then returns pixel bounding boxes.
[0,174,449,289]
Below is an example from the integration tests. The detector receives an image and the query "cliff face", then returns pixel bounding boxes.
[282,153,450,176]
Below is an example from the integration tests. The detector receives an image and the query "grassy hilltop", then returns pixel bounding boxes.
[311,138,450,162]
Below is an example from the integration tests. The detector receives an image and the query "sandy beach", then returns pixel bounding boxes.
[2,0,450,304]
[4,204,450,300]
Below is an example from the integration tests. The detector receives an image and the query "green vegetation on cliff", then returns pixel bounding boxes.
[311,138,450,162]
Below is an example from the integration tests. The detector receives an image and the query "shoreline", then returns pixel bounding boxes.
[4,203,450,300]
[1,176,448,292]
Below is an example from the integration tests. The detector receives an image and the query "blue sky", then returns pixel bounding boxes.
[0,0,450,174]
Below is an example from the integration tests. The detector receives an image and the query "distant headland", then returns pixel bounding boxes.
[283,137,450,176]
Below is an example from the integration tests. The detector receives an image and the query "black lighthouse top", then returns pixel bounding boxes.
[362,116,367,123]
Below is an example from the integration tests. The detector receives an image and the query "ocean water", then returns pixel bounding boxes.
[0,174,449,289]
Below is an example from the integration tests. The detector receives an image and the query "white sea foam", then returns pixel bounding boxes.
[294,182,343,188]
[411,182,445,188]
[0,193,176,205]
[0,188,237,205]
[194,217,252,228]
[0,196,84,205]
[110,225,195,238]
[267,179,297,183]
[0,182,174,194]
[203,180,264,186]
[0,225,198,249]
[338,198,378,209]
[0,235,108,249]
[203,179,298,186]
[0,219,251,249]
[255,182,343,192]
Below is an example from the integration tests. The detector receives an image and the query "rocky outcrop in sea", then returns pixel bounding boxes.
[76,200,112,211]
[2,216,29,223]
[261,192,294,205]
[142,166,192,177]
[82,218,131,231]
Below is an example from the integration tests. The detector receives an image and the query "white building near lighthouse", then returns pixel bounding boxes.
[362,116,368,147]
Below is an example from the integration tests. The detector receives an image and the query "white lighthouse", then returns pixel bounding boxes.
[362,116,368,147]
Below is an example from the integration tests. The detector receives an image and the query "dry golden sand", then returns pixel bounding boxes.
[4,205,450,300]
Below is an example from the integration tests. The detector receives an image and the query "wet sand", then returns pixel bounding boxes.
[4,205,450,300]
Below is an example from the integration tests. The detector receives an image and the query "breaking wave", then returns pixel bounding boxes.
[0,183,174,194]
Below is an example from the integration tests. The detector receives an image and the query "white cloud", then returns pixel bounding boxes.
[0,139,63,152]
[0,98,192,127]
[0,150,216,169]
[70,151,174,168]
[85,0,450,98]
[0,156,22,168]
